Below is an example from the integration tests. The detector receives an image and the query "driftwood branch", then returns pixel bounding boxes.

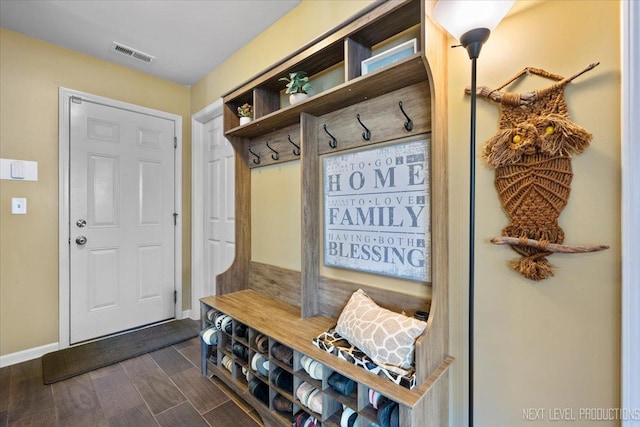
[491,236,609,253]
[464,62,600,105]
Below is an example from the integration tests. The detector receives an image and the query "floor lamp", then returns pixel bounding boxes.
[433,1,514,426]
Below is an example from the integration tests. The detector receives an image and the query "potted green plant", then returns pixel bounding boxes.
[237,103,253,125]
[279,71,312,105]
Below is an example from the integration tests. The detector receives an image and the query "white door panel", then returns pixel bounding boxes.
[70,100,175,344]
[204,115,234,295]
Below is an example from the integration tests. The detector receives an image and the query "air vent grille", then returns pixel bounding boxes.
[111,42,155,64]
[114,44,134,56]
[132,51,153,63]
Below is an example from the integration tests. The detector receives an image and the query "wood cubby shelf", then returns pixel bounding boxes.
[201,1,451,426]
[226,54,428,139]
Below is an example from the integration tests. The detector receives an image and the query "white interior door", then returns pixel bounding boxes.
[203,114,235,295]
[69,98,176,344]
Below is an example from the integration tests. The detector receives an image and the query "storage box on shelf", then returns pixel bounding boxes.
[202,0,451,426]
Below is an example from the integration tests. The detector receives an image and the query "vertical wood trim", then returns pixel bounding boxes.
[416,0,450,384]
[418,0,426,53]
[300,113,320,317]
[223,102,238,132]
[344,37,371,81]
[253,87,280,119]
[216,136,251,295]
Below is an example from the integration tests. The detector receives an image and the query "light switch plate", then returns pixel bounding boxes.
[11,161,25,179]
[11,198,27,214]
[0,159,38,181]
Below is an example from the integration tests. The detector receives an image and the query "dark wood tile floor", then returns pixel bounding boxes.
[0,336,263,427]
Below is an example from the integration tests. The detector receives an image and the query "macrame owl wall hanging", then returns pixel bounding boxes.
[470,63,609,281]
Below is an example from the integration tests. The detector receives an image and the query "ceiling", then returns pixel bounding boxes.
[0,0,301,86]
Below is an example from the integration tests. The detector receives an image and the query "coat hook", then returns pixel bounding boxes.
[248,147,260,164]
[324,124,337,149]
[266,141,279,161]
[356,114,371,141]
[288,134,300,156]
[399,101,413,131]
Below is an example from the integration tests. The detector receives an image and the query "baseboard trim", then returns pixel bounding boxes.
[0,342,59,367]
[182,310,194,320]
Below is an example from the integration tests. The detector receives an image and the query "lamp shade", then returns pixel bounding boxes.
[433,0,514,41]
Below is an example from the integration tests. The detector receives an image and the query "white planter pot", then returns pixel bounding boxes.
[289,93,309,105]
[239,116,252,126]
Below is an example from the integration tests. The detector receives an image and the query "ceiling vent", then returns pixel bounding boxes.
[111,42,155,63]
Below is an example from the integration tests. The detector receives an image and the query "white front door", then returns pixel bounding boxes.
[69,98,176,344]
[203,114,235,295]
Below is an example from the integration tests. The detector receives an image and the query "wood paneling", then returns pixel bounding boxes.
[418,0,451,384]
[226,56,427,139]
[216,136,251,295]
[201,290,448,410]
[246,124,301,168]
[317,276,430,319]
[223,0,415,101]
[300,112,320,317]
[214,1,451,424]
[253,87,280,119]
[316,82,431,156]
[344,37,370,80]
[248,261,301,307]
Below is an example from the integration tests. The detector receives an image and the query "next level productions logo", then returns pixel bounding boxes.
[523,407,640,422]
[323,139,430,282]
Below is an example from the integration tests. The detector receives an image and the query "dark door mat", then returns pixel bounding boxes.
[42,318,199,384]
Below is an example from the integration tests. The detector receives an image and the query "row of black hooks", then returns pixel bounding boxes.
[249,134,300,165]
[248,101,413,164]
[324,101,413,149]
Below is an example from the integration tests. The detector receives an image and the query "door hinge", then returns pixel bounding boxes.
[173,212,178,225]
[71,96,82,104]
[174,290,177,304]
[174,136,177,149]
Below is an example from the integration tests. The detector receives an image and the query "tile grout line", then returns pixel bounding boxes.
[118,359,162,427]
[171,341,237,416]
[147,349,214,426]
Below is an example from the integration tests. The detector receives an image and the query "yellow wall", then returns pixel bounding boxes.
[0,28,191,356]
[446,1,620,425]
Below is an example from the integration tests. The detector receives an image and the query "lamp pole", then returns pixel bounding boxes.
[460,27,488,427]
[433,3,514,426]
[468,52,477,427]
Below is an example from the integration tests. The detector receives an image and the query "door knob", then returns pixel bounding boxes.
[76,236,87,245]
[76,219,87,228]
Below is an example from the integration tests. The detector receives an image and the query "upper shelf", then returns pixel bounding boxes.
[225,53,428,139]
[222,0,425,138]
[223,0,421,102]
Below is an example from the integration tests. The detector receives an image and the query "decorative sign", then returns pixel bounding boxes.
[361,39,417,75]
[323,138,430,282]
